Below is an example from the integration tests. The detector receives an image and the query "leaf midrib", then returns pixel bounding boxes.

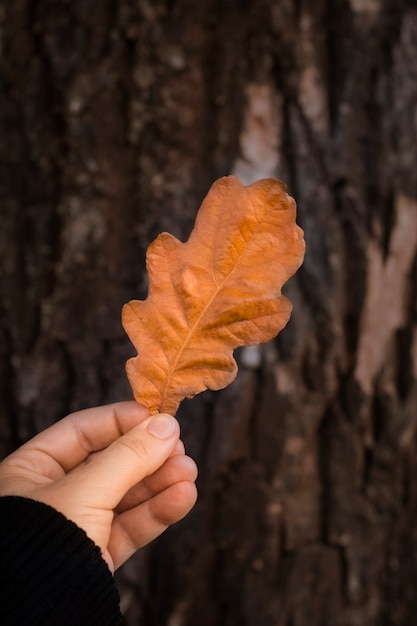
[159,197,273,410]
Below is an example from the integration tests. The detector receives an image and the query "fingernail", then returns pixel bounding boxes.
[147,414,177,439]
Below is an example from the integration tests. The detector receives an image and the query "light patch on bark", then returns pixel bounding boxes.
[16,357,40,409]
[298,12,328,134]
[60,197,107,265]
[349,0,381,17]
[298,64,328,134]
[355,194,417,394]
[273,363,298,395]
[240,344,262,369]
[412,328,417,380]
[167,599,189,626]
[232,83,282,185]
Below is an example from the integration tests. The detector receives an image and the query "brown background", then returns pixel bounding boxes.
[1,1,417,624]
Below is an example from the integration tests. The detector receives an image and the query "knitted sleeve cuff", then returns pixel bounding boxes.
[0,496,126,625]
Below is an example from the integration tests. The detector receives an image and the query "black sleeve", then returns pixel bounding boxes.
[0,496,126,625]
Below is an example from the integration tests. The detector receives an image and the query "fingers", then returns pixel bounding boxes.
[16,402,149,474]
[61,413,181,510]
[108,480,198,569]
[116,452,198,514]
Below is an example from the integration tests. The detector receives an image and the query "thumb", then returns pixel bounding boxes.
[68,413,180,509]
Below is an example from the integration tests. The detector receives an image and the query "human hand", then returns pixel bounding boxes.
[0,402,197,573]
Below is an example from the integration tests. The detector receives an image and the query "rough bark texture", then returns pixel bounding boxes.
[1,1,417,625]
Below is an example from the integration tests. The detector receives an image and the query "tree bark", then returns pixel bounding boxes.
[1,1,417,625]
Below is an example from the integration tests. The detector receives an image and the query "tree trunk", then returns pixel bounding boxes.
[1,1,417,625]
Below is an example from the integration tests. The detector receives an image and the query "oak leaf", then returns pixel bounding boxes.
[122,175,305,415]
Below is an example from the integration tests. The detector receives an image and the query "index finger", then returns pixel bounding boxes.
[18,402,150,473]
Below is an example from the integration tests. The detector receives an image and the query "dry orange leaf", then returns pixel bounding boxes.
[122,175,305,415]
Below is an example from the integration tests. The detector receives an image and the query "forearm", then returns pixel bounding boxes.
[0,496,125,625]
